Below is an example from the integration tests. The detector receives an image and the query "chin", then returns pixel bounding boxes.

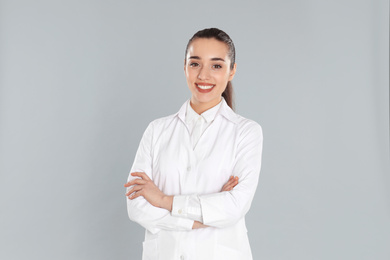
[194,95,218,104]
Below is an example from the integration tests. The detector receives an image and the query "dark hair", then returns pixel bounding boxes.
[185,28,236,110]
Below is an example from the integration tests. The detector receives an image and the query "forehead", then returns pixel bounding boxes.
[186,38,229,60]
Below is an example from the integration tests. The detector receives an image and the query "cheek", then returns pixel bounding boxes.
[185,69,196,81]
[215,73,229,85]
[185,72,197,89]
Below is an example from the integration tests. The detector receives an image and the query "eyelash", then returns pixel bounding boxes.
[189,63,222,69]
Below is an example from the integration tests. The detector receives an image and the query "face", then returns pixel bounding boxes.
[184,38,236,109]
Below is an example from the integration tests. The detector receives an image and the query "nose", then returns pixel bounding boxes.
[197,66,211,80]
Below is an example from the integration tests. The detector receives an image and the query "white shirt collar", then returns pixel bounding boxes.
[177,96,239,125]
[185,98,223,125]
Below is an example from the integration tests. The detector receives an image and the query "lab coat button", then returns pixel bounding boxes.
[180,255,184,260]
[187,166,191,171]
[178,209,182,214]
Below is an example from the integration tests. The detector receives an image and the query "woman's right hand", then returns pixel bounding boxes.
[221,176,239,192]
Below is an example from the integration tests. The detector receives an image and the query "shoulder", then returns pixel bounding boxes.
[234,113,263,140]
[219,98,262,137]
[147,99,187,129]
[145,112,180,132]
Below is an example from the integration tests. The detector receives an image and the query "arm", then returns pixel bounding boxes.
[125,122,194,234]
[126,173,239,229]
[171,121,263,228]
[127,121,263,228]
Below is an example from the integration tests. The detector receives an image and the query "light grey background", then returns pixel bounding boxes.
[0,0,389,259]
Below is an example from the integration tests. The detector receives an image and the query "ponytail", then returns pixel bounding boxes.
[222,81,235,111]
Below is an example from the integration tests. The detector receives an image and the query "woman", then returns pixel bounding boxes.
[124,28,263,260]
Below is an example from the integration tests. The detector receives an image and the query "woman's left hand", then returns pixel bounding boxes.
[221,176,239,192]
[124,172,173,211]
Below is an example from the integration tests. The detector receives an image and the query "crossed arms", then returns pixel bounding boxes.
[124,120,263,234]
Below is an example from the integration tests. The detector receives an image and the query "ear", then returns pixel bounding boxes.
[184,58,186,72]
[228,63,237,81]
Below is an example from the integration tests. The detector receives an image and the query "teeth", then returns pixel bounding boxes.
[197,84,214,89]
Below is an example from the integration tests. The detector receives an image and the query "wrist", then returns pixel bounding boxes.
[161,195,173,211]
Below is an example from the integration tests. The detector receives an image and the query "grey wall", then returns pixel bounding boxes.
[0,0,389,259]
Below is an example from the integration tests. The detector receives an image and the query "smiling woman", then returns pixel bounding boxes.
[124,28,263,260]
[185,37,236,114]
[184,29,237,113]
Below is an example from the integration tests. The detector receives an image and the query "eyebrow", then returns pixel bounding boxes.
[188,56,226,62]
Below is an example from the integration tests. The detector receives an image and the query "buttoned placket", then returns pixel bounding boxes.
[179,119,198,198]
[175,115,218,219]
[175,120,196,259]
[173,98,224,221]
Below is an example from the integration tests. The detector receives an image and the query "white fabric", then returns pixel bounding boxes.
[126,97,263,260]
[185,99,222,150]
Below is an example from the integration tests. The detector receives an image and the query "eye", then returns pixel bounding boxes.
[212,64,222,69]
[189,62,199,67]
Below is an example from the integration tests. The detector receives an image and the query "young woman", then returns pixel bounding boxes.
[124,28,263,260]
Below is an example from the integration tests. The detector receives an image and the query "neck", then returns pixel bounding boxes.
[190,97,222,115]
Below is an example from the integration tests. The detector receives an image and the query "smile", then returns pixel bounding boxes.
[196,84,215,90]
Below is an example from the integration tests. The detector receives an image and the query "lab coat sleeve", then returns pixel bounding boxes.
[171,121,263,228]
[126,121,194,234]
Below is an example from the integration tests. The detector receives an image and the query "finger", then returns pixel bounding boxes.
[223,176,235,187]
[222,183,234,191]
[225,178,236,186]
[125,185,143,196]
[124,179,140,187]
[131,172,151,181]
[224,176,233,185]
[221,176,240,191]
[129,191,143,200]
[223,186,232,191]
[231,177,239,187]
[127,185,144,197]
[226,184,234,190]
[226,177,239,190]
[130,172,144,179]
[125,179,147,187]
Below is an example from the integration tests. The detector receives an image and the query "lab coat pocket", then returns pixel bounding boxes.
[142,238,159,260]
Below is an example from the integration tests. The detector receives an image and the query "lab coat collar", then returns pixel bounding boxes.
[177,97,239,125]
[185,99,222,124]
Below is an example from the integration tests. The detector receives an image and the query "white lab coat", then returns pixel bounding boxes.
[126,97,263,260]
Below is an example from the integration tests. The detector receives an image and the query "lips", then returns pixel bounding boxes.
[196,83,215,93]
